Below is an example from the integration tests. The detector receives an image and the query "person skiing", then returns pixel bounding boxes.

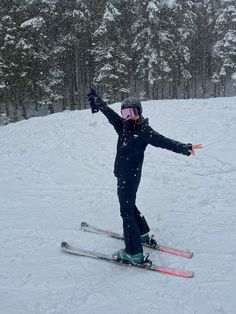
[87,88,203,265]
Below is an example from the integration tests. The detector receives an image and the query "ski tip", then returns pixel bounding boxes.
[184,251,193,259]
[61,242,68,248]
[81,221,88,228]
[179,271,194,279]
[185,272,194,279]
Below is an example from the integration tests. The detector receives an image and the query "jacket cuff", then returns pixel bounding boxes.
[185,143,192,156]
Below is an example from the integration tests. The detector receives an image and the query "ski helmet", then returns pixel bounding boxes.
[121,97,142,115]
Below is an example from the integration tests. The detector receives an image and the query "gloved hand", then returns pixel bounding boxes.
[87,87,106,114]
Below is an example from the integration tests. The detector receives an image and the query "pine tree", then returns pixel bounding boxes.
[132,0,195,99]
[212,0,236,96]
[49,0,92,110]
[0,0,62,118]
[93,1,134,102]
[115,0,136,99]
[20,0,53,114]
[164,0,195,98]
[132,0,161,99]
[0,0,29,120]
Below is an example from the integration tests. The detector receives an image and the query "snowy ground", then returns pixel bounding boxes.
[0,97,236,314]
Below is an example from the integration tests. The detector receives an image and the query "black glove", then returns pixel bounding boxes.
[87,88,106,114]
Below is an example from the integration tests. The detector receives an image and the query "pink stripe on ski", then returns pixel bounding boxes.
[157,246,193,259]
[155,266,194,278]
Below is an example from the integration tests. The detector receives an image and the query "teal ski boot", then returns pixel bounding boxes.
[113,249,144,264]
[141,233,157,248]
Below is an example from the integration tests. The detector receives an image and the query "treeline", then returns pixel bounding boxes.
[0,0,236,124]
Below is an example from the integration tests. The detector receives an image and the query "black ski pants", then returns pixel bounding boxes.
[117,175,150,255]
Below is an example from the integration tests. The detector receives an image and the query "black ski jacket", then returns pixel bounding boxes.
[99,104,192,179]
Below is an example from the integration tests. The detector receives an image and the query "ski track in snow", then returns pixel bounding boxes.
[0,97,236,314]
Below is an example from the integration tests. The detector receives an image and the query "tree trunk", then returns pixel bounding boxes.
[48,102,55,114]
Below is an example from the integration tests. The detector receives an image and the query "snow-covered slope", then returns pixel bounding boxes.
[1,97,236,314]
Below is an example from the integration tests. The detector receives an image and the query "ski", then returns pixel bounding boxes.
[81,221,193,259]
[61,242,194,279]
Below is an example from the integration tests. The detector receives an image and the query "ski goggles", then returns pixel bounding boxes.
[121,107,139,119]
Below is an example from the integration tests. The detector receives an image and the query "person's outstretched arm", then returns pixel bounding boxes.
[141,124,203,156]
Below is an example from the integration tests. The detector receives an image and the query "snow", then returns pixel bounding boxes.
[166,0,177,9]
[16,39,33,50]
[1,97,236,314]
[104,3,121,22]
[231,72,236,87]
[231,72,236,81]
[147,1,159,19]
[20,17,45,29]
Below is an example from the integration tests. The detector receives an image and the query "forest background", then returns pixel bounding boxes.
[0,0,236,125]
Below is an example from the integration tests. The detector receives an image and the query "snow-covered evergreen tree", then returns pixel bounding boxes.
[0,0,29,120]
[93,1,135,101]
[132,0,161,99]
[0,0,62,117]
[132,0,194,99]
[164,0,195,98]
[51,0,91,110]
[212,0,236,96]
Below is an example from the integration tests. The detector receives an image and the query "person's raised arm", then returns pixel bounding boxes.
[88,88,123,134]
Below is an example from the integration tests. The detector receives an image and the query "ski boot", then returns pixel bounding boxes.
[113,249,152,267]
[113,249,152,266]
[113,249,144,264]
[141,233,157,248]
